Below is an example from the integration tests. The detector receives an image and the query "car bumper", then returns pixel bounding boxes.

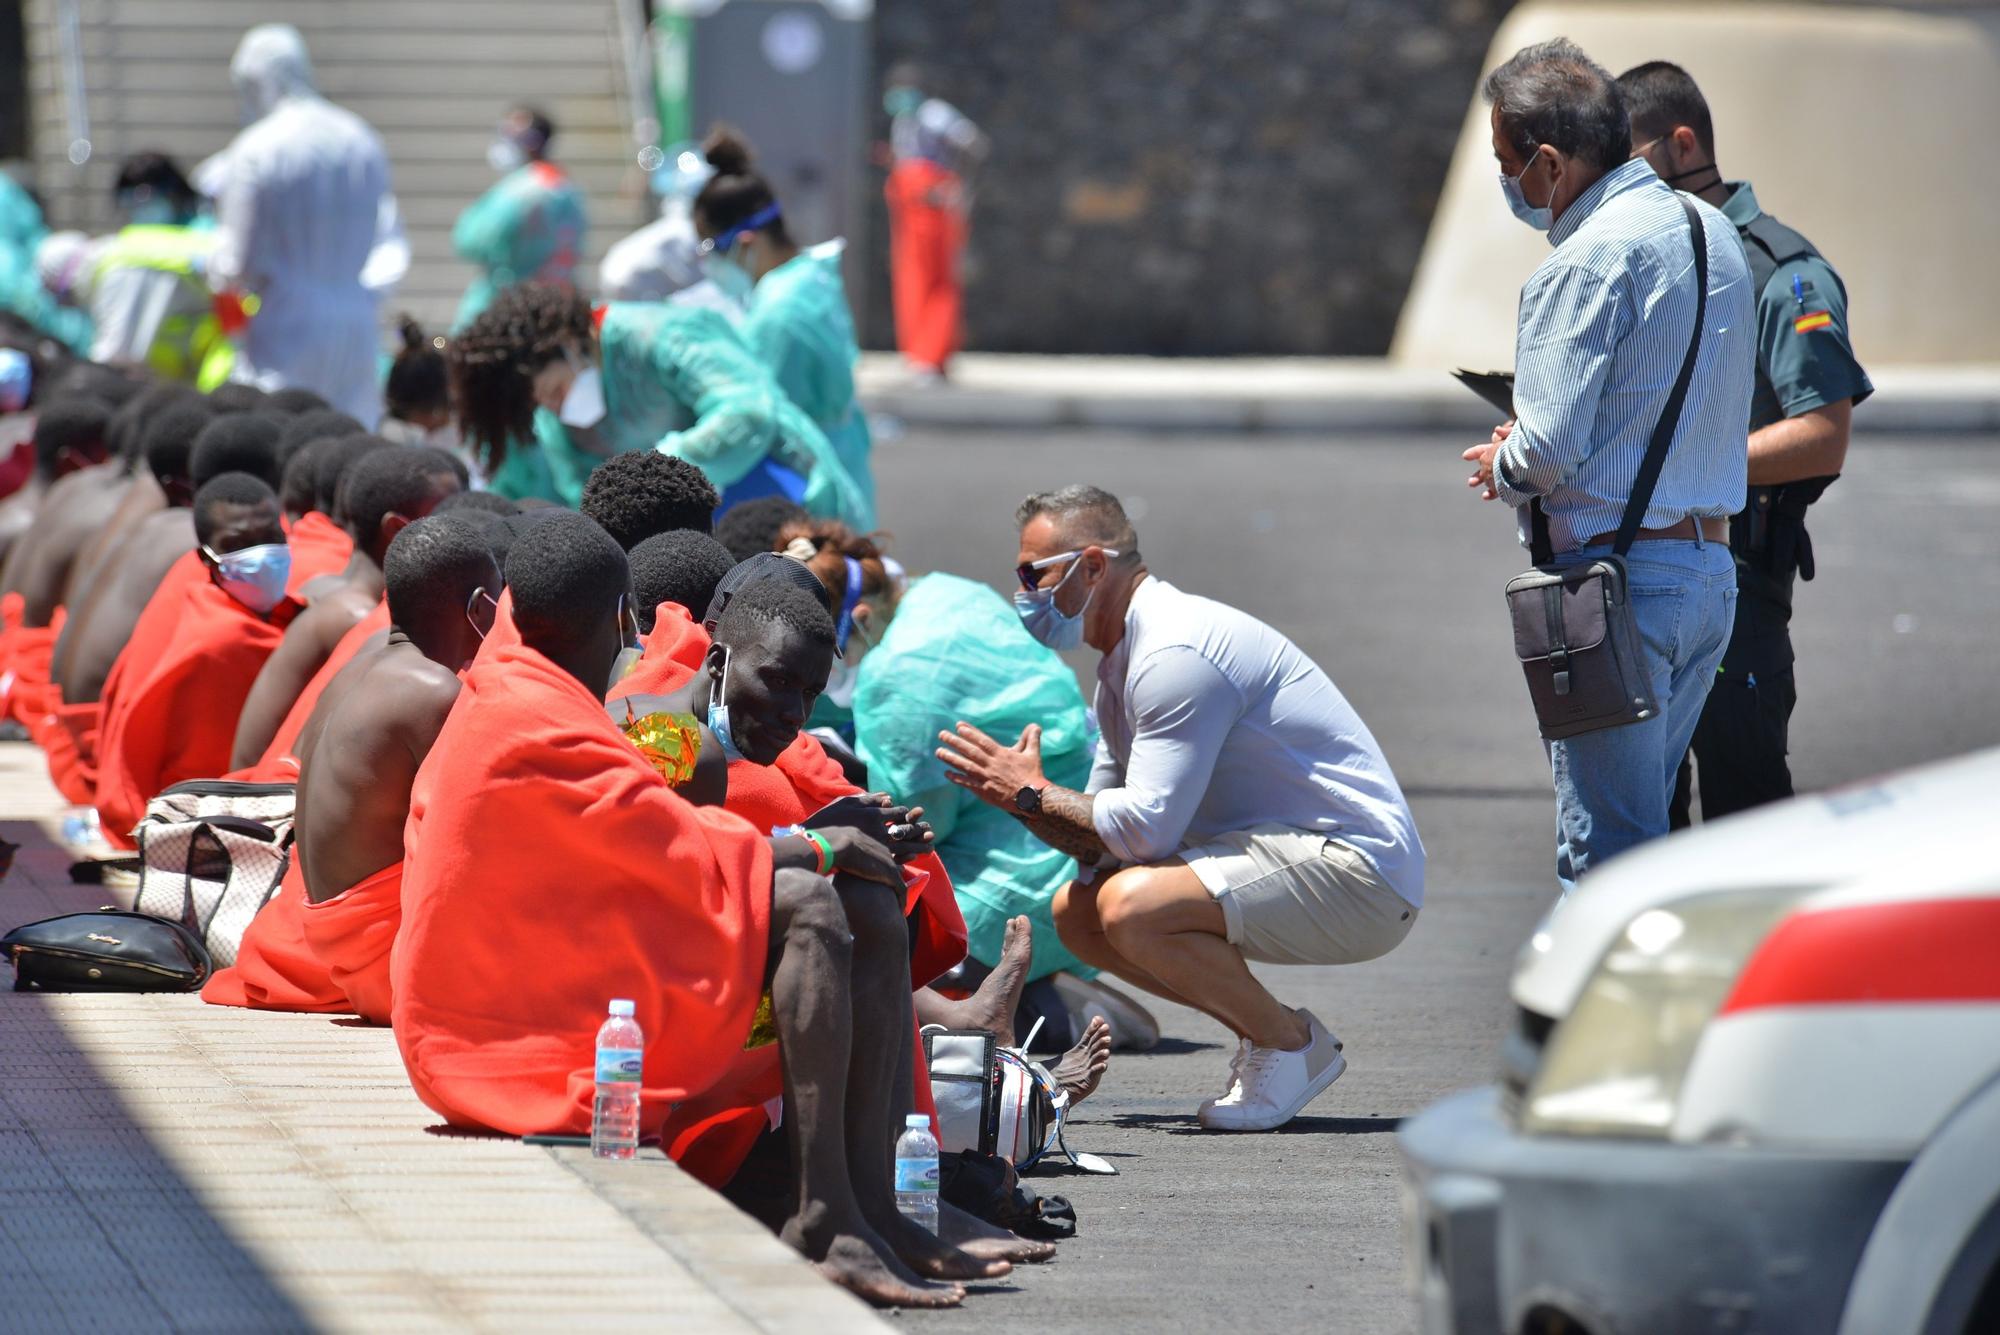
[1397,1087,1909,1335]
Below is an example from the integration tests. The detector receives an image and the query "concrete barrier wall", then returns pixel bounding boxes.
[1393,2,2000,369]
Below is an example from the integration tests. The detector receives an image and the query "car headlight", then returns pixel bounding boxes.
[1523,891,1803,1138]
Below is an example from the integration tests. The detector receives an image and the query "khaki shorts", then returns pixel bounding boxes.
[1182,823,1417,967]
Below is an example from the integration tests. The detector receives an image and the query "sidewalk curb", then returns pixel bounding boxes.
[858,356,2000,435]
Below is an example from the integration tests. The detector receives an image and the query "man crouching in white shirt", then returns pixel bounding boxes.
[938,485,1424,1131]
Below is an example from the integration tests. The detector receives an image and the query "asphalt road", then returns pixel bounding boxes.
[867,425,2000,1334]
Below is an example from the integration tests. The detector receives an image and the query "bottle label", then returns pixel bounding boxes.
[895,1157,939,1193]
[596,1047,643,1084]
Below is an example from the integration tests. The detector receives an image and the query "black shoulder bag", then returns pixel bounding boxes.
[1505,196,1708,741]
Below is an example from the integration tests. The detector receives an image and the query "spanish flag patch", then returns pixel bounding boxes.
[1793,310,1833,335]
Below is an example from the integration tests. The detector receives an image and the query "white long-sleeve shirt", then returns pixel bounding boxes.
[1086,576,1424,907]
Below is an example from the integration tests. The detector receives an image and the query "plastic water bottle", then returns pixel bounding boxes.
[591,999,643,1160]
[894,1112,940,1233]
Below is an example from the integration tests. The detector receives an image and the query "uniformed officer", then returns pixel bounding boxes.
[1616,62,1872,824]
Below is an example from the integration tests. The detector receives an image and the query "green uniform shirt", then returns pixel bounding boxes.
[1720,182,1872,432]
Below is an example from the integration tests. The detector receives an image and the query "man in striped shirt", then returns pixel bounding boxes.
[1461,39,1754,899]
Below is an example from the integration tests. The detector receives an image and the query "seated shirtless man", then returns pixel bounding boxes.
[231,447,462,769]
[392,512,997,1308]
[54,400,214,704]
[0,398,116,725]
[285,514,498,1021]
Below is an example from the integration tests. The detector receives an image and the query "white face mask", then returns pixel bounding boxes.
[487,137,526,173]
[559,365,607,429]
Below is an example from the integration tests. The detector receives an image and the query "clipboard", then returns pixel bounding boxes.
[1451,369,1516,419]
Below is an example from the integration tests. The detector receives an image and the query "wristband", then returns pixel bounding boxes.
[801,830,836,877]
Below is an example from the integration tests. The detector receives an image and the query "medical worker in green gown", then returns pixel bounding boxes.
[688,130,875,523]
[447,281,867,526]
[451,106,587,331]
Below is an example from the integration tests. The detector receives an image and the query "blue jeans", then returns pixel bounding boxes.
[1546,538,1737,898]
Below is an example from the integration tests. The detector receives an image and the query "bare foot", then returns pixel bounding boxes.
[816,1232,966,1308]
[1051,1015,1113,1105]
[955,914,1034,1046]
[940,1200,1058,1263]
[877,1208,1014,1281]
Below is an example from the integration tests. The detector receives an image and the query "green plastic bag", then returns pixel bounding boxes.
[853,573,1096,981]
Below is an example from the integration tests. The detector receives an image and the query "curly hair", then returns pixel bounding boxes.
[773,517,895,607]
[715,495,806,563]
[580,451,719,549]
[447,282,595,470]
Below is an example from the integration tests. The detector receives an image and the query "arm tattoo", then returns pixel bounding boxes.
[1025,785,1107,863]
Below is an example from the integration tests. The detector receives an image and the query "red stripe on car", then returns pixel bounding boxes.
[1720,897,2000,1014]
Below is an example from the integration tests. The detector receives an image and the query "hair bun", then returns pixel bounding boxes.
[701,126,755,178]
[398,315,427,353]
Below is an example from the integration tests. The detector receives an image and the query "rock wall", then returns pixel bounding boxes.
[865,0,1513,356]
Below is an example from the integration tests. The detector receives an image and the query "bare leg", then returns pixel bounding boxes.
[767,868,963,1308]
[834,875,1010,1282]
[913,914,1033,1045]
[1097,864,1309,1051]
[1053,878,1209,1015]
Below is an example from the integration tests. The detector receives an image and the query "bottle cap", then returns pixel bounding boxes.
[609,999,636,1017]
[905,1113,931,1129]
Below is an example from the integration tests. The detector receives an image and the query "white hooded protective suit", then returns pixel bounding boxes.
[209,25,398,421]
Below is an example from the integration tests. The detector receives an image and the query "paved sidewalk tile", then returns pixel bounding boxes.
[0,743,887,1334]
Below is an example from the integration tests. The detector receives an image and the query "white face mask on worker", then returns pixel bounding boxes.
[560,366,607,428]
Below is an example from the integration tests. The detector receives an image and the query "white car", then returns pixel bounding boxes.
[1399,747,2000,1335]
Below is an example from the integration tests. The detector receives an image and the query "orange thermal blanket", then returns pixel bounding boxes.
[391,641,773,1149]
[94,577,289,847]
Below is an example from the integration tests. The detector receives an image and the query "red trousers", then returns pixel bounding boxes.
[885,160,965,372]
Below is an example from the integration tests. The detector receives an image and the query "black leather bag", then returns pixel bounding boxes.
[2,908,212,992]
[1506,196,1709,742]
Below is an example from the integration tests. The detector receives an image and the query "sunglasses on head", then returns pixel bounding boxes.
[1014,548,1120,593]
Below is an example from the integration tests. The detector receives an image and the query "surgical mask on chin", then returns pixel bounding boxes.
[701,253,755,305]
[487,137,526,173]
[559,365,607,428]
[607,644,644,692]
[822,657,860,709]
[1013,560,1093,651]
[705,648,747,763]
[206,543,291,614]
[123,198,179,227]
[1500,155,1554,232]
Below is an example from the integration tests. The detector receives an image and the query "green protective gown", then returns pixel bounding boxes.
[450,162,588,332]
[483,420,563,505]
[852,573,1098,981]
[546,302,869,525]
[741,240,875,521]
[0,175,91,354]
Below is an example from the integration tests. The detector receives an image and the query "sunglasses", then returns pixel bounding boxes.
[1014,548,1120,593]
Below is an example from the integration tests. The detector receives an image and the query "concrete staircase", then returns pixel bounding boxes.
[21,0,656,334]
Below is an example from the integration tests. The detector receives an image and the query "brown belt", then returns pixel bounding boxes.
[1582,516,1730,548]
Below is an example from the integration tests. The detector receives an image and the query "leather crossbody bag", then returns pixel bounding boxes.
[1505,196,1709,741]
[3,908,212,992]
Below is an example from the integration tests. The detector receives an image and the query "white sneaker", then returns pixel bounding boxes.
[1199,1036,1254,1116]
[1198,1010,1346,1131]
[1050,972,1160,1052]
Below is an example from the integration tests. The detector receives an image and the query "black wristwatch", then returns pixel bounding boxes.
[1014,784,1045,815]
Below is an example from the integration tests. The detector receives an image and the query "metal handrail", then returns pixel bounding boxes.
[53,0,91,165]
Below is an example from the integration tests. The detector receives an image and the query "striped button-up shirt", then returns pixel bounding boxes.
[1495,157,1755,553]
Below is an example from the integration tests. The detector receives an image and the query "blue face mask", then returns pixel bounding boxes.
[706,647,747,763]
[1013,557,1094,651]
[1500,151,1555,232]
[884,87,923,117]
[124,197,180,227]
[205,543,291,614]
